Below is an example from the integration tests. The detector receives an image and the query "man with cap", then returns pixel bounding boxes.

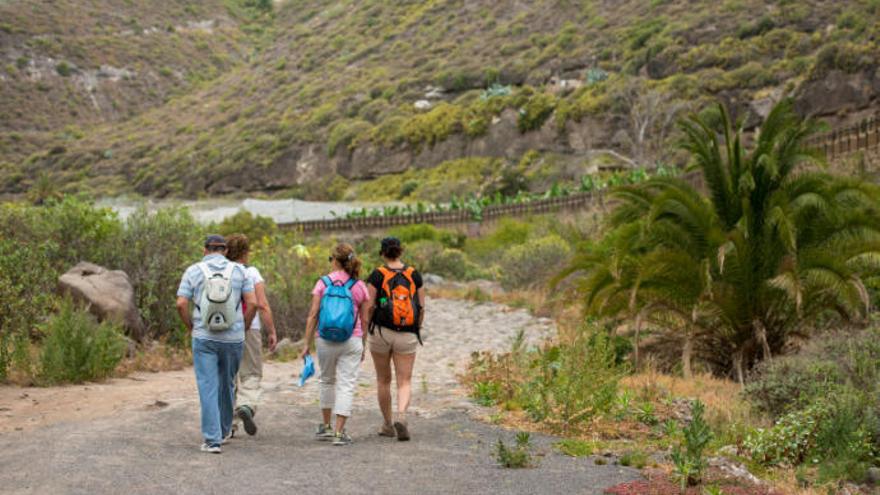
[176,234,257,453]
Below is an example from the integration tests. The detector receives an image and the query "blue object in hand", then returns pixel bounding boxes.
[298,354,315,387]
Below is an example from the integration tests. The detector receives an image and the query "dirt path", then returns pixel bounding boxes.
[0,298,639,495]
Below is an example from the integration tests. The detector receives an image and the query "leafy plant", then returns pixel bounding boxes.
[671,400,713,489]
[560,99,880,381]
[38,300,126,385]
[494,432,534,468]
[620,450,649,469]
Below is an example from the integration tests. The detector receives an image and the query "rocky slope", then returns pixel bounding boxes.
[1,0,879,199]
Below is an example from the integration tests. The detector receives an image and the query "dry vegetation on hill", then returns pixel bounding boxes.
[1,0,879,198]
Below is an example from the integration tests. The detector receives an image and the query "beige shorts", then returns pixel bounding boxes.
[368,327,419,355]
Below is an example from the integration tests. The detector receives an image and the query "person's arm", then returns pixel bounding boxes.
[358,286,372,361]
[243,291,257,330]
[364,284,377,329]
[176,296,193,332]
[299,294,321,359]
[254,282,278,352]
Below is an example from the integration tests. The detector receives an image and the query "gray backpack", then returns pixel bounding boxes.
[196,262,238,332]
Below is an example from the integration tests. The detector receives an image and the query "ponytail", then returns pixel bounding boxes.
[331,243,361,279]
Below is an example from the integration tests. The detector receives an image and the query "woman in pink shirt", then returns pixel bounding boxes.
[300,243,371,446]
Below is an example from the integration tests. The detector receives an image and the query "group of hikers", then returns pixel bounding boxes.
[175,234,423,453]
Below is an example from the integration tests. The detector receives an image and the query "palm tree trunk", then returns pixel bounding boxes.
[754,318,771,361]
[681,331,693,379]
[633,310,643,370]
[733,349,745,387]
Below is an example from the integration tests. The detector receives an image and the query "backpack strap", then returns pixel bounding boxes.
[343,278,356,290]
[320,275,332,288]
[221,262,236,280]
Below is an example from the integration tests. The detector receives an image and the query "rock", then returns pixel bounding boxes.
[272,337,297,355]
[794,70,877,117]
[867,467,880,485]
[422,274,446,286]
[58,262,145,341]
[424,86,444,99]
[708,456,764,486]
[716,445,739,457]
[414,100,433,111]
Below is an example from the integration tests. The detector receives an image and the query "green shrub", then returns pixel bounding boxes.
[620,450,648,469]
[517,92,556,132]
[387,223,465,249]
[327,119,372,156]
[744,401,832,467]
[465,218,532,261]
[671,401,713,488]
[745,357,841,418]
[519,329,622,428]
[0,237,56,342]
[499,235,571,289]
[38,300,126,385]
[494,432,534,468]
[407,241,480,280]
[55,61,73,77]
[216,210,277,241]
[116,207,203,344]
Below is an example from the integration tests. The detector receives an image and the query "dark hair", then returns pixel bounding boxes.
[380,237,403,260]
[331,243,361,279]
[225,234,249,263]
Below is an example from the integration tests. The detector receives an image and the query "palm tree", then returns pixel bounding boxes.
[562,99,880,382]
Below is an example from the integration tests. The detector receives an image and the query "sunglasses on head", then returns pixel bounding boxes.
[328,256,334,262]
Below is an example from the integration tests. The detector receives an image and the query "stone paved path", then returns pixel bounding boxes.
[0,298,640,495]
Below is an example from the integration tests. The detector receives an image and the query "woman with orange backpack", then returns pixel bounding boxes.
[365,237,425,441]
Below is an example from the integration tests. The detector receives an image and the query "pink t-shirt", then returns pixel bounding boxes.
[311,270,370,338]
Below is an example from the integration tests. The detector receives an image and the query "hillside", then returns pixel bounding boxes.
[2,0,879,199]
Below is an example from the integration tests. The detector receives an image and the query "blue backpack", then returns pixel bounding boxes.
[317,276,357,342]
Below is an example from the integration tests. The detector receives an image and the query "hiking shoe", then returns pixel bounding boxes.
[332,431,353,446]
[200,443,222,454]
[378,423,396,437]
[315,423,335,441]
[394,421,410,441]
[236,406,257,436]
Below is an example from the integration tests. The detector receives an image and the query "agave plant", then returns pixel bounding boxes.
[560,99,880,382]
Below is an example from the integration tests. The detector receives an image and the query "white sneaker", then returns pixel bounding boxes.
[200,443,222,454]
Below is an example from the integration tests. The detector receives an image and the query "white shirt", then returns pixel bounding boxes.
[245,265,265,331]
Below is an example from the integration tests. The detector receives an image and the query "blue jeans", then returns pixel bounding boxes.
[192,337,243,447]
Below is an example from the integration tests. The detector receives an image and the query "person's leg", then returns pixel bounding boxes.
[219,341,243,441]
[332,338,363,433]
[192,338,222,447]
[371,351,393,427]
[392,351,416,419]
[316,338,339,432]
[235,329,262,435]
[237,329,263,415]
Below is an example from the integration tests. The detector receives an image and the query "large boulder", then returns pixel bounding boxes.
[58,262,145,341]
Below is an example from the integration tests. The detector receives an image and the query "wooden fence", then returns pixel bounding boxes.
[279,112,879,234]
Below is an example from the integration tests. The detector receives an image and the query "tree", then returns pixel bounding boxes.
[561,99,880,382]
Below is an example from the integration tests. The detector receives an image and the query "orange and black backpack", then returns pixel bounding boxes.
[370,266,421,342]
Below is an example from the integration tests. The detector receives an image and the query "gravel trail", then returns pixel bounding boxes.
[0,298,639,495]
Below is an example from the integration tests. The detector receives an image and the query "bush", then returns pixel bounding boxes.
[494,432,534,468]
[115,207,203,344]
[387,223,465,249]
[744,401,833,467]
[518,92,556,132]
[499,235,571,289]
[216,210,277,241]
[38,300,126,385]
[671,401,713,488]
[249,235,322,342]
[406,241,480,280]
[465,218,532,261]
[327,119,372,156]
[518,330,622,429]
[745,357,841,418]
